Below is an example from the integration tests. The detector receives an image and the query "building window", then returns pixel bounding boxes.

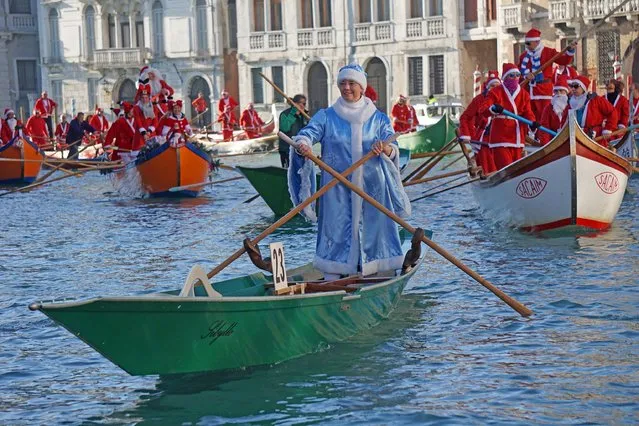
[358,0,390,23]
[17,60,38,93]
[251,68,264,104]
[428,55,444,95]
[135,13,144,48]
[9,0,31,14]
[253,0,265,31]
[513,42,525,62]
[48,9,60,60]
[300,0,332,28]
[85,6,96,58]
[409,0,424,18]
[358,0,371,23]
[120,15,131,48]
[271,0,282,30]
[50,80,63,109]
[272,66,284,102]
[428,0,443,16]
[152,1,164,56]
[253,0,282,32]
[196,0,208,52]
[88,78,98,111]
[108,14,116,48]
[377,0,390,21]
[228,0,237,48]
[597,31,620,84]
[318,0,331,27]
[408,57,423,96]
[300,0,313,28]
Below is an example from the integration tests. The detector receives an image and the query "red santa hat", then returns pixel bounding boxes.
[168,100,183,110]
[569,75,590,92]
[121,102,134,114]
[525,28,541,42]
[4,108,14,118]
[485,70,501,88]
[175,100,183,107]
[502,63,520,79]
[554,75,570,93]
[398,94,407,101]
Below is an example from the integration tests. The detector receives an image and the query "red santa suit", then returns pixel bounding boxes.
[458,71,501,174]
[240,106,264,139]
[483,63,536,170]
[160,102,193,146]
[518,28,575,120]
[630,97,639,126]
[133,101,159,138]
[134,66,174,103]
[25,114,49,148]
[217,107,237,141]
[89,110,110,133]
[218,92,238,122]
[391,97,412,132]
[365,86,378,103]
[33,96,57,119]
[606,93,630,129]
[55,119,70,148]
[0,117,10,145]
[552,64,578,85]
[568,75,618,145]
[4,110,23,141]
[103,102,145,162]
[537,76,571,146]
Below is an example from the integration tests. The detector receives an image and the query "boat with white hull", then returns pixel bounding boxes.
[472,113,633,232]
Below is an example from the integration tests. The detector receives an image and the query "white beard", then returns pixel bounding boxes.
[138,101,155,119]
[569,94,587,110]
[7,118,16,130]
[551,94,568,117]
[149,78,163,96]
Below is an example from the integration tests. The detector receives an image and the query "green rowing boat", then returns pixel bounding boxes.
[398,112,458,155]
[237,147,411,216]
[29,245,429,376]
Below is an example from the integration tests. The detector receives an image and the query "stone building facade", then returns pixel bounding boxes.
[0,0,41,120]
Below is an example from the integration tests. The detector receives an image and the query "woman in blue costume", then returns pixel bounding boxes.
[288,64,411,280]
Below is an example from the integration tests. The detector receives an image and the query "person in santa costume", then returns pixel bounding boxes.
[217,103,237,141]
[4,109,23,141]
[568,75,617,145]
[629,82,639,126]
[133,90,158,138]
[518,28,576,121]
[103,102,145,163]
[604,79,629,129]
[160,100,193,146]
[458,70,502,174]
[217,89,238,122]
[191,92,208,128]
[0,109,11,144]
[54,114,70,149]
[89,106,110,134]
[537,75,571,145]
[364,85,378,105]
[33,91,58,138]
[240,102,265,139]
[134,66,174,104]
[25,109,50,148]
[390,95,412,132]
[482,63,536,170]
[552,63,578,85]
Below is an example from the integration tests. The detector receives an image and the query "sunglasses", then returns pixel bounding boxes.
[524,42,531,46]
[507,73,521,78]
[569,84,581,89]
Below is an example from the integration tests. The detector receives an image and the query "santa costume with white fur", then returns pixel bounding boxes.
[568,75,618,144]
[160,100,193,145]
[538,75,570,145]
[482,63,536,170]
[518,28,575,120]
[134,66,174,104]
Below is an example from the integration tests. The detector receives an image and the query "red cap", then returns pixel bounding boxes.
[525,28,541,42]
[554,75,570,92]
[569,75,590,92]
[121,102,134,114]
[485,70,501,88]
[502,63,520,79]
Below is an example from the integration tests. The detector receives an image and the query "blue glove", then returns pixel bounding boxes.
[535,73,544,83]
[491,104,504,114]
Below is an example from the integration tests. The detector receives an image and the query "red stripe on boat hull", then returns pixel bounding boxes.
[521,217,611,232]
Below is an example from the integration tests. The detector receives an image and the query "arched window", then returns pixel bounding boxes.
[48,9,60,60]
[152,1,164,56]
[118,79,137,103]
[85,6,95,58]
[195,0,208,53]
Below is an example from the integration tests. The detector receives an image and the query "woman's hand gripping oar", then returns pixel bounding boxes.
[203,132,401,281]
[281,134,533,317]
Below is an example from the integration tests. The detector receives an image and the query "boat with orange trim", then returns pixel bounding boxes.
[471,112,633,232]
[135,141,212,197]
[0,137,44,184]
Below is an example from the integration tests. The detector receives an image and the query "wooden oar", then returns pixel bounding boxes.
[411,176,481,202]
[280,134,532,317]
[168,176,244,192]
[440,153,466,171]
[410,150,462,159]
[204,132,401,281]
[403,137,458,183]
[36,139,93,183]
[189,108,209,125]
[403,168,468,187]
[242,194,261,204]
[594,124,639,142]
[259,72,311,120]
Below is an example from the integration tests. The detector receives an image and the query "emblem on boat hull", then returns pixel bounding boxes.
[594,172,619,194]
[201,320,238,345]
[515,177,547,199]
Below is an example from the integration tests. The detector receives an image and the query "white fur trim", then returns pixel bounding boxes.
[361,255,404,277]
[566,49,575,56]
[618,124,626,129]
[525,36,541,42]
[337,68,367,91]
[602,130,612,135]
[288,135,317,221]
[570,79,588,92]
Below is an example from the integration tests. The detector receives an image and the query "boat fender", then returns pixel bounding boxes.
[401,228,424,274]
[243,238,273,273]
[179,265,222,298]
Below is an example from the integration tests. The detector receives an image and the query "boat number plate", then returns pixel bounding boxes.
[270,242,288,291]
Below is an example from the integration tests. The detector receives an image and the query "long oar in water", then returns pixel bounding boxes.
[204,132,401,281]
[168,176,244,192]
[410,176,481,202]
[281,133,533,317]
[403,168,468,187]
[36,138,98,183]
[403,137,458,183]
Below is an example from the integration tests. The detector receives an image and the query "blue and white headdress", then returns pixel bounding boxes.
[337,63,367,91]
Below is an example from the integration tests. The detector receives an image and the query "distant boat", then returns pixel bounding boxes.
[193,118,277,156]
[0,138,43,184]
[472,113,633,232]
[397,112,458,155]
[610,131,638,177]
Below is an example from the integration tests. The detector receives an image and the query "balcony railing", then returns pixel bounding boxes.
[583,0,639,20]
[8,14,36,33]
[549,1,577,22]
[297,28,335,48]
[406,16,446,39]
[92,48,146,67]
[248,31,286,51]
[353,22,394,44]
[500,3,528,29]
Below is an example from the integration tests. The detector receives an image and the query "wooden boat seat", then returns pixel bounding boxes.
[266,276,390,295]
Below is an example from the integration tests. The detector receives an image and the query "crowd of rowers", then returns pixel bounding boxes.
[0,66,270,163]
[455,28,639,175]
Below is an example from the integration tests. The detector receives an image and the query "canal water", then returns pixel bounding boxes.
[1,154,637,425]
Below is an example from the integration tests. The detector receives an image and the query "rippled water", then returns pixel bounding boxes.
[1,154,637,425]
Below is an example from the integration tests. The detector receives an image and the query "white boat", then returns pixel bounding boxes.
[472,112,633,232]
[610,131,638,174]
[191,118,277,156]
[412,102,463,127]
